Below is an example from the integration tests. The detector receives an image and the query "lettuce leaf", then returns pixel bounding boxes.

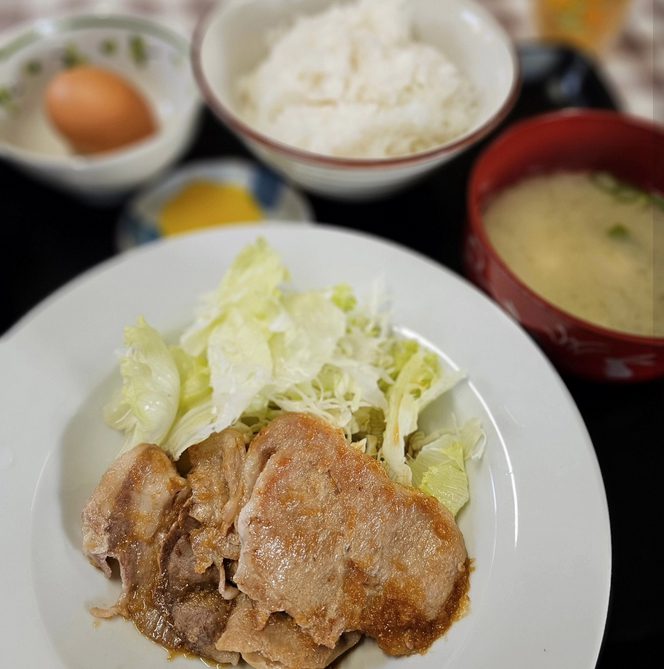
[409,419,485,515]
[208,307,274,433]
[104,317,180,454]
[180,238,289,356]
[379,346,463,485]
[170,346,211,414]
[269,291,346,392]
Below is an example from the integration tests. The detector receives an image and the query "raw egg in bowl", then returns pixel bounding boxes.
[0,13,200,198]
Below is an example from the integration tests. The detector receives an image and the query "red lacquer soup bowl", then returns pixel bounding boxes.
[464,110,664,382]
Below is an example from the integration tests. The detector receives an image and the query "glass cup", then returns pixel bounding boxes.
[534,0,633,55]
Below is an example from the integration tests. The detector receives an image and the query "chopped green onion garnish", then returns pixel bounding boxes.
[607,224,630,240]
[590,171,647,204]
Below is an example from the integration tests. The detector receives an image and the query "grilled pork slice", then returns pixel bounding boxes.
[234,413,469,656]
[154,499,239,665]
[183,429,246,597]
[81,443,239,665]
[81,443,188,607]
[216,594,361,669]
[185,428,246,532]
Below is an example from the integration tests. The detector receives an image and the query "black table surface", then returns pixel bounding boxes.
[1,44,661,667]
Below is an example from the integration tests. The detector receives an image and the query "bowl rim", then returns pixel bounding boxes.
[191,0,520,169]
[467,108,664,346]
[0,11,199,169]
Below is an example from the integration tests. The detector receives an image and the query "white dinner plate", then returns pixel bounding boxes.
[0,224,610,669]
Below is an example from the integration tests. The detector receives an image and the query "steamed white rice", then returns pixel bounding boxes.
[236,0,477,159]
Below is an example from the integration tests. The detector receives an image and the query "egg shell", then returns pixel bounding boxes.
[45,65,158,154]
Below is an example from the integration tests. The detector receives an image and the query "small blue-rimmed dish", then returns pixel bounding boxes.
[116,158,314,250]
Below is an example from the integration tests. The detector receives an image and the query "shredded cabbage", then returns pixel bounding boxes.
[105,239,483,515]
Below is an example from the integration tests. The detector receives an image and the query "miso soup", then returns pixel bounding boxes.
[484,171,663,337]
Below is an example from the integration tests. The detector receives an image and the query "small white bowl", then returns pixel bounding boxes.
[0,13,201,199]
[193,0,518,201]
